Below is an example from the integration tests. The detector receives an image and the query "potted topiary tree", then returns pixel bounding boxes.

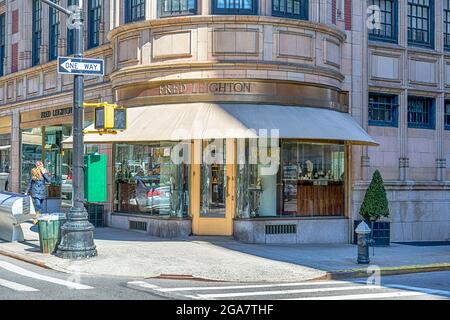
[355,170,390,246]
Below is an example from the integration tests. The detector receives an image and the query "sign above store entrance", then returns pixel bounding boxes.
[58,56,104,76]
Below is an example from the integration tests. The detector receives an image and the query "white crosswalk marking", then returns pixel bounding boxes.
[127,281,160,289]
[0,278,39,292]
[385,284,450,297]
[155,280,348,292]
[284,291,427,300]
[194,285,382,299]
[0,261,93,290]
[131,279,449,300]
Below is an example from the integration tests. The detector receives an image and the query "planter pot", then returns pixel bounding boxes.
[353,220,390,246]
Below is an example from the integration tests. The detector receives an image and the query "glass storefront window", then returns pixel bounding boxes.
[0,134,11,191]
[115,142,190,217]
[21,127,43,192]
[236,139,345,218]
[236,138,279,218]
[200,139,226,217]
[280,141,345,217]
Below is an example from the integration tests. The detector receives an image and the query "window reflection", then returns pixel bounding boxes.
[115,142,190,217]
[0,134,10,191]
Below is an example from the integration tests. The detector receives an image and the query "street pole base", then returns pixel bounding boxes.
[357,258,370,264]
[55,217,98,260]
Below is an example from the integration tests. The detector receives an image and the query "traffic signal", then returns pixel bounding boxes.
[83,102,127,131]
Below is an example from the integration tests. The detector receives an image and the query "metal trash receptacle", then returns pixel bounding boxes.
[38,213,66,254]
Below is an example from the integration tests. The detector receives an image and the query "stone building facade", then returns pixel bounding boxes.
[0,0,448,243]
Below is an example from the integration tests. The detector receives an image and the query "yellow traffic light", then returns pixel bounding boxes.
[83,102,127,132]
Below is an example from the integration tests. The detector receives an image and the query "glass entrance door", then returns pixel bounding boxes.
[193,139,235,236]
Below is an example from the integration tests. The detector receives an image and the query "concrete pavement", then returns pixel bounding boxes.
[0,222,449,282]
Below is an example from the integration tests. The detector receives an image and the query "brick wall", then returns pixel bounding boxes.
[11,42,18,73]
[11,9,18,34]
[345,0,352,30]
[332,0,337,24]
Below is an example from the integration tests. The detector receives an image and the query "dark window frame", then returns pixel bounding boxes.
[125,0,146,23]
[368,0,398,43]
[88,0,102,49]
[32,0,42,66]
[407,96,435,129]
[368,93,399,127]
[407,0,434,49]
[445,101,450,130]
[48,0,60,62]
[211,0,258,15]
[272,0,309,20]
[158,0,197,18]
[444,0,450,50]
[0,13,5,76]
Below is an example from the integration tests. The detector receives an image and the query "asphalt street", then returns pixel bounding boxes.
[0,254,449,300]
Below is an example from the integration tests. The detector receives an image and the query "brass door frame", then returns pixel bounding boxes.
[191,139,235,236]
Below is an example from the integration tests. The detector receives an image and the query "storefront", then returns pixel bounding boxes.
[0,115,11,191]
[77,79,377,243]
[20,106,94,212]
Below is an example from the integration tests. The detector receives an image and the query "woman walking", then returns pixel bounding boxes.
[25,161,51,224]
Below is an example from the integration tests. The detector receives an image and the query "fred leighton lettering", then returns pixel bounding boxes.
[159,82,251,95]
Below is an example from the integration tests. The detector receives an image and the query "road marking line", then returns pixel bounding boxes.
[156,280,349,292]
[127,281,160,289]
[195,285,381,299]
[385,284,450,297]
[0,261,93,290]
[0,278,39,292]
[283,291,427,300]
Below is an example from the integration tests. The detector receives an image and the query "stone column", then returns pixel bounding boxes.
[361,0,370,181]
[398,0,409,181]
[399,91,409,181]
[9,111,21,193]
[201,0,210,15]
[436,93,446,181]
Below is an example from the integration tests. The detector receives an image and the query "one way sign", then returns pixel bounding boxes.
[58,56,104,76]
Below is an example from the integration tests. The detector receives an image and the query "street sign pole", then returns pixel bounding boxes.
[39,0,97,259]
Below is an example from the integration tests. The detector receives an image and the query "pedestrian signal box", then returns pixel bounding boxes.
[83,102,127,132]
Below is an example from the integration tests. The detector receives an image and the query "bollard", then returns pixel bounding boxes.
[355,221,372,264]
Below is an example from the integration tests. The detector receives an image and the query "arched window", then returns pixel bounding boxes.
[211,0,258,15]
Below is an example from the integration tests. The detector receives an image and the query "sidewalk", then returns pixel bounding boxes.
[0,222,449,282]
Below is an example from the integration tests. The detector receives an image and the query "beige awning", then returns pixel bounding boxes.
[63,103,378,146]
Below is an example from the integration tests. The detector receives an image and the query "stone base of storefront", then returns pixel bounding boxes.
[108,213,192,239]
[233,217,350,244]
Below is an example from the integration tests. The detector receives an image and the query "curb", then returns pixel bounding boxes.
[0,249,51,270]
[321,263,450,280]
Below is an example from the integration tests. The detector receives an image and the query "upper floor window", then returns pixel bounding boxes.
[211,0,258,15]
[407,0,434,48]
[272,0,308,20]
[368,0,397,43]
[159,0,197,17]
[49,0,60,61]
[32,0,42,66]
[0,13,5,77]
[444,1,450,50]
[368,93,398,127]
[67,0,76,55]
[408,96,435,129]
[125,0,146,23]
[88,0,102,49]
[445,101,450,130]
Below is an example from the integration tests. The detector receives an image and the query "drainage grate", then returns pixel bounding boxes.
[129,220,147,231]
[265,224,297,235]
